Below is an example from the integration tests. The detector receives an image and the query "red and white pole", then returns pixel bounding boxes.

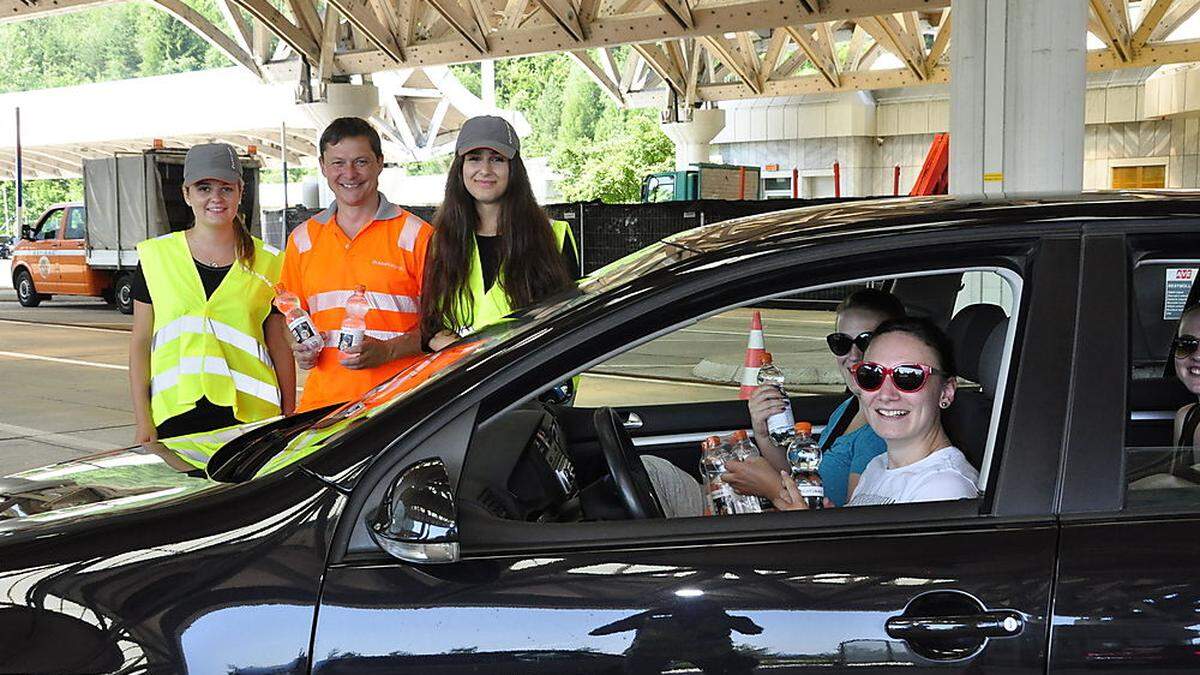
[833,161,841,198]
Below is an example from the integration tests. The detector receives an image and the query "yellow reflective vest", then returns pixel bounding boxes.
[138,232,284,427]
[459,220,576,334]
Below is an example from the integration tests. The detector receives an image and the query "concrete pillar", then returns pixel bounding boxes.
[661,109,725,170]
[482,60,496,109]
[296,83,381,132]
[950,0,1086,197]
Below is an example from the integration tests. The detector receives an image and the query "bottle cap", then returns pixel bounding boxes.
[355,284,366,293]
[794,421,812,433]
[732,429,748,441]
[705,435,720,447]
[760,352,773,365]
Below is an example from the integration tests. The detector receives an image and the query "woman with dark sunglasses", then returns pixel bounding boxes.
[727,288,903,506]
[774,317,979,509]
[1172,304,1200,447]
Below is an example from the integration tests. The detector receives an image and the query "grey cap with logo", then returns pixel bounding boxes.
[183,143,243,185]
[454,116,520,159]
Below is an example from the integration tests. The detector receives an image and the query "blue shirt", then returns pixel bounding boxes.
[818,397,887,507]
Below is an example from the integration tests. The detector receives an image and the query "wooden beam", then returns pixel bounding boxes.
[232,0,321,63]
[1150,0,1200,41]
[1132,0,1173,53]
[536,0,587,41]
[843,23,867,70]
[325,0,405,62]
[926,7,950,66]
[701,33,761,93]
[649,0,692,29]
[425,0,490,52]
[501,0,528,28]
[760,28,788,81]
[619,48,642,92]
[666,39,688,79]
[772,45,805,78]
[631,42,685,95]
[735,30,761,88]
[286,0,323,42]
[217,0,256,56]
[570,49,625,103]
[784,25,838,87]
[684,39,703,109]
[1090,0,1132,62]
[859,13,925,79]
[319,7,341,81]
[146,0,262,76]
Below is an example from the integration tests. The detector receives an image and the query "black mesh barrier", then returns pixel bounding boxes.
[267,196,885,274]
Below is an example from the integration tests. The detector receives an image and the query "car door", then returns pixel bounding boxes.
[1050,227,1200,672]
[58,206,88,292]
[310,229,1079,673]
[29,207,65,289]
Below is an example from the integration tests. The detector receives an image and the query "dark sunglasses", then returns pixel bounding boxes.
[852,362,945,393]
[1173,334,1200,359]
[826,331,874,357]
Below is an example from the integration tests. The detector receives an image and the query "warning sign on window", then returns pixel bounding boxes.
[1165,267,1198,320]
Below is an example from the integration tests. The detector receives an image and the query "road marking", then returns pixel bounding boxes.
[0,421,122,451]
[0,318,130,334]
[678,328,823,340]
[0,350,128,370]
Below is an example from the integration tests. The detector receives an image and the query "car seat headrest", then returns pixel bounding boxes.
[947,304,1008,394]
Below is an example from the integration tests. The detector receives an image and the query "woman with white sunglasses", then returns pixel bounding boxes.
[774,317,979,509]
[1172,304,1200,448]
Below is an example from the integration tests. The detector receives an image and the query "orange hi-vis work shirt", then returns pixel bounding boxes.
[281,194,433,411]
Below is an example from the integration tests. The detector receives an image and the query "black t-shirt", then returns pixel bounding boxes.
[475,231,581,292]
[131,260,230,303]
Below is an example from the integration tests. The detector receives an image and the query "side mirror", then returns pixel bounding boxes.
[20,224,34,241]
[368,458,459,563]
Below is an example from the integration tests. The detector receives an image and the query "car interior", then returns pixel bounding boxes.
[454,268,1019,527]
[1125,247,1200,500]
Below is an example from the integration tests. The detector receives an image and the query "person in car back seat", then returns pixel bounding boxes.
[773,317,979,509]
[725,289,904,506]
[1172,303,1200,447]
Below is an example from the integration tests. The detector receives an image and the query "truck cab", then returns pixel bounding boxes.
[11,202,122,310]
[640,163,762,202]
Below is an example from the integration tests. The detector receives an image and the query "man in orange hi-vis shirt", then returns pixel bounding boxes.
[280,117,434,411]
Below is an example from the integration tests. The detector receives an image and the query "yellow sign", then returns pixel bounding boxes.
[983,172,1004,182]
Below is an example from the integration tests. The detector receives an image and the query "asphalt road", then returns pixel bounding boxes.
[0,257,841,476]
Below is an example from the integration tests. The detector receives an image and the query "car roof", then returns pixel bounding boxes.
[667,191,1200,254]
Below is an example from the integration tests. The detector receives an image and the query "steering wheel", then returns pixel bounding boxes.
[593,407,665,519]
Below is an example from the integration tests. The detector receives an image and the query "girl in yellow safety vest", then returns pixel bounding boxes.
[421,116,579,351]
[129,143,296,443]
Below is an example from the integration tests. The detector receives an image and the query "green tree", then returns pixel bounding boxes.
[0,179,84,235]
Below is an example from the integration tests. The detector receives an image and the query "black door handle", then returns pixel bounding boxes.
[886,610,1024,641]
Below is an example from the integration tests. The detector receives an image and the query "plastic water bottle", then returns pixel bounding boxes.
[699,436,737,517]
[787,421,825,510]
[273,284,323,351]
[338,285,369,354]
[727,430,763,514]
[757,352,796,446]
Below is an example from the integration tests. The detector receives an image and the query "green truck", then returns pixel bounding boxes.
[641,163,762,202]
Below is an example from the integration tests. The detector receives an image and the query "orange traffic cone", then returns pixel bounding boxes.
[739,311,765,399]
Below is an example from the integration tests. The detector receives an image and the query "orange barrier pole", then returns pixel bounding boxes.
[792,168,799,198]
[893,165,900,196]
[738,167,746,199]
[833,162,841,198]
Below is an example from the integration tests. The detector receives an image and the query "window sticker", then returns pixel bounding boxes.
[1165,267,1198,320]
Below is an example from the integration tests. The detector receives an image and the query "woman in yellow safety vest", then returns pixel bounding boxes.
[128,143,295,443]
[421,116,579,351]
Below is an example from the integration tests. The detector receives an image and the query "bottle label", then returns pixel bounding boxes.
[287,316,318,344]
[798,483,825,498]
[337,328,365,352]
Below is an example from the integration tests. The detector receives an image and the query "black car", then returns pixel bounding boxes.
[1,193,1199,674]
[0,236,11,259]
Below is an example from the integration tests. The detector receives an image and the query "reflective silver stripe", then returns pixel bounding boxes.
[262,242,281,256]
[321,329,407,347]
[397,216,421,251]
[307,290,418,315]
[174,447,213,465]
[292,221,313,253]
[151,356,280,405]
[151,316,273,369]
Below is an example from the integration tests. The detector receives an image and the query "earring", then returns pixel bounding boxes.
[939,400,950,409]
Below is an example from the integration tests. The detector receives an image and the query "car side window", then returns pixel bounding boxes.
[1124,256,1200,511]
[64,208,86,240]
[575,285,865,408]
[37,209,63,241]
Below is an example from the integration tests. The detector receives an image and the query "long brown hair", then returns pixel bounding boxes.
[421,154,572,339]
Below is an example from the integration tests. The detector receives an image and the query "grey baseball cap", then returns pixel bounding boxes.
[455,115,520,159]
[183,143,242,185]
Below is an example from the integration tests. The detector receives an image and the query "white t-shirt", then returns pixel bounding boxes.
[846,446,979,506]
